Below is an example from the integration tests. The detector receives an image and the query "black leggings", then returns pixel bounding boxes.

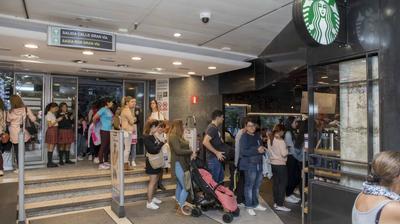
[13,144,19,165]
[272,165,288,206]
[286,155,302,196]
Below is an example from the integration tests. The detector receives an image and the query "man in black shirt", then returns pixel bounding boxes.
[203,110,225,183]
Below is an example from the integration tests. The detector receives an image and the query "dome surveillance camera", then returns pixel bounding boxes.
[200,12,211,24]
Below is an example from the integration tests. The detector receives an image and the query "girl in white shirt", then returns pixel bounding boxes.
[45,103,62,168]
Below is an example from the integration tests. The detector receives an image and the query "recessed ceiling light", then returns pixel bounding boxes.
[173,61,182,66]
[116,64,129,68]
[174,33,182,38]
[118,28,128,32]
[221,47,231,51]
[153,67,164,71]
[318,81,329,85]
[321,76,329,79]
[131,56,142,61]
[249,77,255,81]
[188,71,196,75]
[82,50,94,55]
[24,44,38,49]
[21,54,39,59]
[72,60,87,64]
[128,87,134,90]
[208,66,216,70]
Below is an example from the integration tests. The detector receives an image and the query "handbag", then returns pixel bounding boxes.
[146,151,164,169]
[25,107,37,135]
[184,170,192,191]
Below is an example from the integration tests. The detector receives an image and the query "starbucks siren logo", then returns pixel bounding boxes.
[302,0,340,45]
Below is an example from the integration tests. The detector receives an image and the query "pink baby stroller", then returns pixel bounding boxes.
[190,159,240,223]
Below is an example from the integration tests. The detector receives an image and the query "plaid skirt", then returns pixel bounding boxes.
[45,126,58,144]
[58,129,75,144]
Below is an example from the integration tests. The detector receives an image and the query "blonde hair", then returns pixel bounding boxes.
[371,151,400,187]
[121,96,133,107]
[168,119,184,138]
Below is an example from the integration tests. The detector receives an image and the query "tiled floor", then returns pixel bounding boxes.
[260,180,302,224]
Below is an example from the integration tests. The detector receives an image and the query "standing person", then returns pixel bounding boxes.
[0,98,6,176]
[7,95,36,168]
[168,119,196,216]
[352,151,400,224]
[268,124,291,212]
[239,118,267,216]
[148,99,166,190]
[234,118,246,206]
[77,114,87,160]
[203,110,226,183]
[149,99,165,121]
[154,121,169,191]
[57,102,75,165]
[130,99,140,167]
[120,96,136,171]
[44,103,61,168]
[93,98,114,170]
[143,119,164,210]
[284,117,301,204]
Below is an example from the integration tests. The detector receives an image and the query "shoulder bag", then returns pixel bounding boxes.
[25,107,38,135]
[146,150,164,169]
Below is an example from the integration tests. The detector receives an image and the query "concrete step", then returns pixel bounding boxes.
[25,174,174,202]
[25,173,173,196]
[25,184,176,218]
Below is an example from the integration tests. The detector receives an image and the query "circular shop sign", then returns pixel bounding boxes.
[293,0,340,46]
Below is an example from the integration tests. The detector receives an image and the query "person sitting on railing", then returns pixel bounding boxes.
[352,151,400,224]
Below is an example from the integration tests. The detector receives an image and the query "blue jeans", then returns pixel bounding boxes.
[244,169,263,208]
[207,157,224,183]
[129,144,137,162]
[175,162,189,208]
[77,134,87,156]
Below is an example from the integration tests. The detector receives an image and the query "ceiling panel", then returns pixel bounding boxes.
[204,4,292,55]
[0,0,292,55]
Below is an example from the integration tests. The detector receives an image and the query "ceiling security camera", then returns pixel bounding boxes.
[200,12,211,24]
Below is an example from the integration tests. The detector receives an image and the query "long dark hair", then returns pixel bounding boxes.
[269,124,285,146]
[284,116,297,145]
[59,102,68,113]
[150,99,159,112]
[45,102,58,115]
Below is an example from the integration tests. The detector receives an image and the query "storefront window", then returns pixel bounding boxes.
[309,56,379,190]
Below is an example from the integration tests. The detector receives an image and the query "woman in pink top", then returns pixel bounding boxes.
[268,124,290,212]
[7,95,37,166]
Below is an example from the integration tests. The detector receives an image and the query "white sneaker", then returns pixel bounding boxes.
[88,155,93,161]
[247,208,256,216]
[285,196,299,204]
[275,206,291,212]
[14,169,18,174]
[146,202,159,210]
[0,170,3,176]
[294,188,300,195]
[289,194,301,202]
[131,161,137,167]
[254,204,267,211]
[77,156,84,161]
[98,164,110,170]
[152,197,162,204]
[104,162,111,167]
[273,203,278,209]
[93,157,100,164]
[238,203,245,208]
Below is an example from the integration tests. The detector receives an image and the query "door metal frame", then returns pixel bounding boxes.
[13,72,46,166]
[50,75,79,162]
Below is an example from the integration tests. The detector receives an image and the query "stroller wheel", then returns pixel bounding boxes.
[200,205,209,212]
[233,208,240,217]
[222,213,233,223]
[191,207,202,217]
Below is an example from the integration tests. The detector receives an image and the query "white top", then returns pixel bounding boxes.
[149,111,165,121]
[46,112,58,127]
[352,194,395,224]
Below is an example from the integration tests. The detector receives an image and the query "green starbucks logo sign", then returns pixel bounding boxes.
[294,0,340,46]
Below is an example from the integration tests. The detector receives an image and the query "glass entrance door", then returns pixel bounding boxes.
[14,73,45,164]
[124,81,146,156]
[51,76,78,161]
